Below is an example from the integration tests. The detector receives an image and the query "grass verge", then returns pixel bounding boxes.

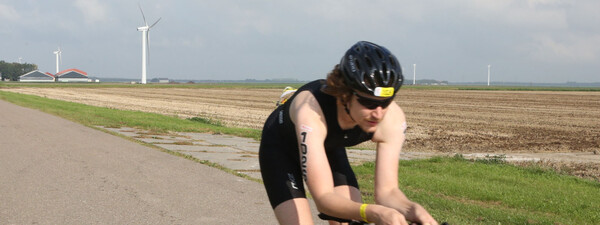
[0,81,302,89]
[0,90,260,139]
[354,155,600,224]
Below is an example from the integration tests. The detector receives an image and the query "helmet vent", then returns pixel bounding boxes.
[389,56,397,67]
[374,70,383,86]
[364,73,376,90]
[365,57,373,68]
[381,63,389,83]
[375,49,384,59]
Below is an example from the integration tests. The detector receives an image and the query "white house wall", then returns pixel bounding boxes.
[19,79,55,82]
[57,78,91,82]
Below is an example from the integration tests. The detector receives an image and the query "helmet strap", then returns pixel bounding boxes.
[344,103,356,122]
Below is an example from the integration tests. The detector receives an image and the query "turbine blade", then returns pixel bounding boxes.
[138,3,147,25]
[150,17,161,28]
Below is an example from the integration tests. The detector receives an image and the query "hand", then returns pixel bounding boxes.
[371,205,410,225]
[405,203,438,225]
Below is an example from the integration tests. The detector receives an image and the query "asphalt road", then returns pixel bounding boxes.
[0,100,277,224]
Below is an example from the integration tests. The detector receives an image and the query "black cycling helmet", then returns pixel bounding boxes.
[339,41,403,98]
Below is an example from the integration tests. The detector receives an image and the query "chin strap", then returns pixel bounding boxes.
[344,103,356,122]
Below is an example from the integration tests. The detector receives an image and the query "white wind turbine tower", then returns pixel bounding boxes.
[53,47,62,74]
[413,64,416,85]
[137,4,161,84]
[487,64,491,86]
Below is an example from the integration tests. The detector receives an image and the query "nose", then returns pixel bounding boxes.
[371,106,384,119]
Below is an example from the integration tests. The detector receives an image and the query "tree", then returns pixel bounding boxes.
[0,60,38,81]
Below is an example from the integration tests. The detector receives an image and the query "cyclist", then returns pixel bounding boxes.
[259,41,438,225]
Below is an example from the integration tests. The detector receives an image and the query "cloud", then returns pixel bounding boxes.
[527,34,600,63]
[0,4,20,21]
[301,0,414,28]
[232,3,285,36]
[463,0,568,30]
[230,7,273,35]
[73,0,108,24]
[152,36,205,48]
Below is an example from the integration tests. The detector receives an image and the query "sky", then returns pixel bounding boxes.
[1,0,599,83]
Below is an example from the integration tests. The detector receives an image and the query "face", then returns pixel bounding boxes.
[348,91,393,132]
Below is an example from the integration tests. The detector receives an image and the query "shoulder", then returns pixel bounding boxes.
[290,90,319,111]
[289,90,329,139]
[372,102,407,142]
[289,91,325,123]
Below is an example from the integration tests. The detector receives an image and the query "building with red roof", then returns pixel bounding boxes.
[56,68,90,82]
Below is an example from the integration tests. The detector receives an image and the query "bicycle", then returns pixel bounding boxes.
[319,213,449,225]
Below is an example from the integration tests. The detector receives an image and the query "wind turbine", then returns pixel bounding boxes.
[137,4,161,84]
[53,47,62,74]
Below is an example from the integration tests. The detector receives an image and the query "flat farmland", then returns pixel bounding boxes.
[4,86,600,154]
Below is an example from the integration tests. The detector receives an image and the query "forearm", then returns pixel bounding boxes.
[313,192,366,222]
[314,193,403,224]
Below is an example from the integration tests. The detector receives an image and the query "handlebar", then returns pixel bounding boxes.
[318,213,449,225]
[318,213,368,225]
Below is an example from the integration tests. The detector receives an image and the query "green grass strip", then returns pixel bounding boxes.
[0,82,301,89]
[354,156,600,224]
[0,90,260,139]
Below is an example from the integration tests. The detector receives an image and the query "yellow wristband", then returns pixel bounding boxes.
[360,204,371,223]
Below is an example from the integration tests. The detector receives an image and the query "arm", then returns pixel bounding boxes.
[289,91,368,222]
[372,103,410,210]
[372,103,438,225]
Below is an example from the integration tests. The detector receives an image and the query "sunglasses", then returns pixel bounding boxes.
[353,92,393,109]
